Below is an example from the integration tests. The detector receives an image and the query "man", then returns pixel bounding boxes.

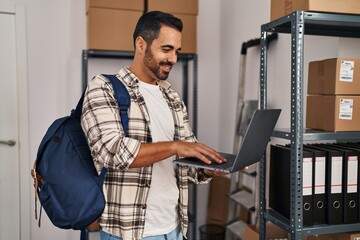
[81,11,226,240]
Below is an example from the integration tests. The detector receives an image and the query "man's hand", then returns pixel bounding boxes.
[175,142,226,164]
[131,141,226,168]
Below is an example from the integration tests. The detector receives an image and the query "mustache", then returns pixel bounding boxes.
[160,61,173,67]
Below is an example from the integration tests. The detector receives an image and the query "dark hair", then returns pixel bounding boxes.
[133,11,183,47]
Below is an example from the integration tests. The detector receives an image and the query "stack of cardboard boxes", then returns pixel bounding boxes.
[86,0,198,53]
[269,1,360,133]
[306,58,360,132]
[270,0,360,21]
[147,0,197,54]
[87,0,144,52]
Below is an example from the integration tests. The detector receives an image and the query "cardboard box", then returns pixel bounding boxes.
[87,0,144,51]
[147,0,198,53]
[271,0,360,21]
[147,0,198,15]
[173,13,197,54]
[306,232,360,240]
[87,7,142,51]
[242,223,288,240]
[308,58,360,95]
[206,176,230,226]
[306,95,360,132]
[87,0,144,11]
[306,233,347,240]
[345,232,360,240]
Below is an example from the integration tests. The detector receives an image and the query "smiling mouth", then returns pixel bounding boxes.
[162,64,172,72]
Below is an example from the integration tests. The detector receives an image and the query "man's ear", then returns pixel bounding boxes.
[135,36,146,53]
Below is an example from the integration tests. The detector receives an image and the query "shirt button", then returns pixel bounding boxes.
[146,183,151,188]
[142,204,147,210]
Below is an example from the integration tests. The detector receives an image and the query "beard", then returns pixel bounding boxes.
[143,46,173,80]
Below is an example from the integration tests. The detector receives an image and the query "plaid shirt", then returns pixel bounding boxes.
[81,67,210,240]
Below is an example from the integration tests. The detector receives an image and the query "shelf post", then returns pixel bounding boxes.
[192,54,198,135]
[258,29,269,240]
[82,50,89,91]
[289,11,305,240]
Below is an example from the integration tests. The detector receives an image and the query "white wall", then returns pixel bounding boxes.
[195,0,222,236]
[23,1,87,239]
[217,0,270,154]
[5,0,360,239]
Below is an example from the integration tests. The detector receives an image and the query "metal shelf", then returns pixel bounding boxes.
[267,209,360,236]
[259,10,360,240]
[273,129,360,141]
[263,11,360,38]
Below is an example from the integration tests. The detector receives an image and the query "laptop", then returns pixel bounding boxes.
[173,109,281,173]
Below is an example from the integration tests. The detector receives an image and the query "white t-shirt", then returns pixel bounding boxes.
[138,81,179,237]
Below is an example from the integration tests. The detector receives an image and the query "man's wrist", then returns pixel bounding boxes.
[200,168,212,178]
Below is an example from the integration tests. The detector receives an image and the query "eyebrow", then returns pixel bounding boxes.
[161,44,182,52]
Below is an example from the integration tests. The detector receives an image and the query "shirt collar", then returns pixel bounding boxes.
[117,67,172,91]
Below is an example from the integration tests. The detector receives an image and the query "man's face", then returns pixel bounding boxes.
[143,26,181,80]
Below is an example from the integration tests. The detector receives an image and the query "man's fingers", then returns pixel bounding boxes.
[193,145,225,164]
[177,142,226,164]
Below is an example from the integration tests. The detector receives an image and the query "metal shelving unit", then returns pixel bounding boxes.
[81,49,199,240]
[259,11,360,240]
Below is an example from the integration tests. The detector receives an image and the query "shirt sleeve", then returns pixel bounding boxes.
[81,75,141,172]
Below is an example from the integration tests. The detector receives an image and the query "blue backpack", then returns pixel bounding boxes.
[31,74,130,239]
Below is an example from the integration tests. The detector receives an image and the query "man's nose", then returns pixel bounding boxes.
[168,52,177,64]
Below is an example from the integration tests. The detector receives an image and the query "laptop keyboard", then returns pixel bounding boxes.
[175,152,236,170]
[215,152,236,168]
[219,152,236,161]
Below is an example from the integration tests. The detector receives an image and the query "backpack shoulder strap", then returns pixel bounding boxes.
[72,91,86,120]
[101,74,131,136]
